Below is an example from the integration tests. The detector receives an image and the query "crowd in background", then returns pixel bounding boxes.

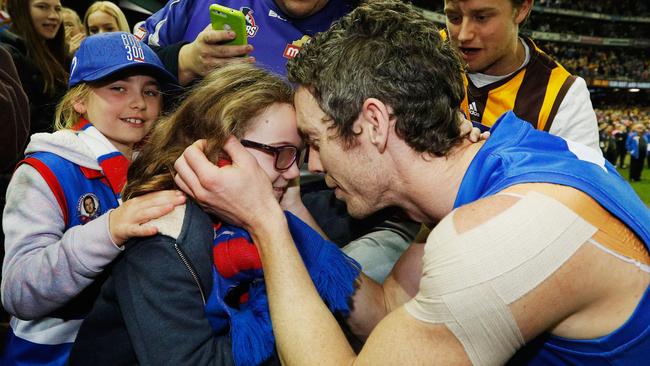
[538,42,650,81]
[538,0,650,16]
[526,14,650,39]
[531,0,650,179]
[596,107,650,180]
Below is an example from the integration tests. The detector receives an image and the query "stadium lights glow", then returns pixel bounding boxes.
[629,88,640,92]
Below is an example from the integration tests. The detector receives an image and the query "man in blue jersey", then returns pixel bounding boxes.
[137,0,357,85]
[173,1,650,364]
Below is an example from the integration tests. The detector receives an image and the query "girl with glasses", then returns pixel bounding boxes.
[69,63,360,366]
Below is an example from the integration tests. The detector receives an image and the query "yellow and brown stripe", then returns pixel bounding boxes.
[461,38,576,132]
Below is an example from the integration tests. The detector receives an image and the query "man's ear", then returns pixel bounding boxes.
[514,0,533,25]
[361,98,393,153]
[73,99,87,115]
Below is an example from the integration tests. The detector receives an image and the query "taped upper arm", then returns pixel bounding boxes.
[404,191,598,365]
[356,307,471,366]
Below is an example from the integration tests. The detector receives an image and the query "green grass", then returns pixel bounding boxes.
[615,165,650,207]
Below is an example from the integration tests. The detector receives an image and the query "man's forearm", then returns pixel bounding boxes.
[249,208,357,365]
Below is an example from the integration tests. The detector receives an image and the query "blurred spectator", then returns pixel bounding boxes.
[0,45,28,323]
[599,123,618,164]
[1,0,69,135]
[595,107,650,169]
[615,125,630,168]
[0,45,28,173]
[84,1,130,35]
[61,7,84,54]
[0,1,9,31]
[626,123,648,181]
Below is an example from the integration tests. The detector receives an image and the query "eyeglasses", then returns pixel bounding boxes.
[240,139,303,171]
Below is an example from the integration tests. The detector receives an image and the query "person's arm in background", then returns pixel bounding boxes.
[139,0,253,86]
[549,76,601,152]
[0,45,29,173]
[139,0,193,48]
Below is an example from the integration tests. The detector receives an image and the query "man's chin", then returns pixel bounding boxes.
[344,201,374,220]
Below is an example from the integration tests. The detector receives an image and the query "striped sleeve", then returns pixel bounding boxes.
[142,0,193,47]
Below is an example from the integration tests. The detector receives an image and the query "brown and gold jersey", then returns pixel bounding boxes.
[460,38,576,132]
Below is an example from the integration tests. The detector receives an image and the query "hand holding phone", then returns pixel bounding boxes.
[210,4,247,46]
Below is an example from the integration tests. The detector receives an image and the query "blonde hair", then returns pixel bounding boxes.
[84,1,129,34]
[61,7,85,34]
[53,84,93,131]
[123,63,294,200]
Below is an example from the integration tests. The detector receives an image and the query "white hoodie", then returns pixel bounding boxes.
[2,130,121,345]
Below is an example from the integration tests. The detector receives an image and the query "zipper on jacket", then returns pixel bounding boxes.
[174,243,206,305]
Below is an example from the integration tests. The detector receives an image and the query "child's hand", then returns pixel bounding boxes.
[279,176,303,212]
[68,33,85,56]
[109,190,186,246]
[459,115,490,143]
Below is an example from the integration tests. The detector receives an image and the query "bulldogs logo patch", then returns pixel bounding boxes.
[242,7,259,37]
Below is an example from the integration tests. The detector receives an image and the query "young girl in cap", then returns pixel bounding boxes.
[1,31,184,366]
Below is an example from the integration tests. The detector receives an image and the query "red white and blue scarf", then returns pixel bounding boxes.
[206,211,361,366]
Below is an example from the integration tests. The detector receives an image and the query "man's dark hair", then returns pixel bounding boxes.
[287,0,466,156]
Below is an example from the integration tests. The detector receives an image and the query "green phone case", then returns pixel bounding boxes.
[209,4,247,46]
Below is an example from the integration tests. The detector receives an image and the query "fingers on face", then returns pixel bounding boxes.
[181,143,223,188]
[174,155,202,199]
[222,136,258,166]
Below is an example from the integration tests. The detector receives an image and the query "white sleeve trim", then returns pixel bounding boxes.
[548,77,601,154]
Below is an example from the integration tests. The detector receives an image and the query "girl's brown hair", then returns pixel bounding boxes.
[123,63,294,200]
[6,0,69,95]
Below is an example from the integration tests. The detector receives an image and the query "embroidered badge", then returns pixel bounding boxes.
[78,193,100,223]
[283,35,311,59]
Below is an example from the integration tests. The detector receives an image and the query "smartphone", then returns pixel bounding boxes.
[209,4,247,46]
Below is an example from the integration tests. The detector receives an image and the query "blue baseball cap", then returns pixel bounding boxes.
[69,32,177,88]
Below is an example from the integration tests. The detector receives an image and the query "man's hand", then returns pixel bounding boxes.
[177,24,255,85]
[173,137,281,229]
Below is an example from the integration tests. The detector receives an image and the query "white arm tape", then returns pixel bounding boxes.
[404,192,597,365]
